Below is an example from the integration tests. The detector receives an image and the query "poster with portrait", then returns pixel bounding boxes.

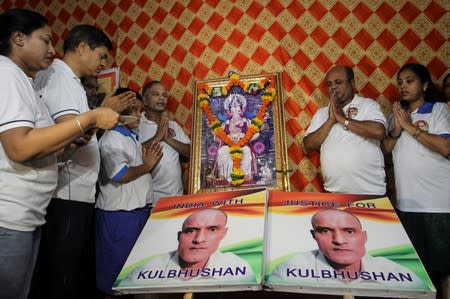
[264,191,435,298]
[113,188,266,294]
[189,73,289,193]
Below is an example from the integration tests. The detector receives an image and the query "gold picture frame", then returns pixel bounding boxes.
[189,73,290,194]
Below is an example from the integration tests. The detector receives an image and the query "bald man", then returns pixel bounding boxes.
[268,209,425,289]
[303,66,387,195]
[177,209,229,271]
[120,209,256,287]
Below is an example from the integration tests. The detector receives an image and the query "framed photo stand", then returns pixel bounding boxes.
[189,72,290,193]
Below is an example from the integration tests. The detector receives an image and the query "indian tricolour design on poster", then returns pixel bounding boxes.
[113,189,435,298]
[113,188,266,294]
[264,191,435,299]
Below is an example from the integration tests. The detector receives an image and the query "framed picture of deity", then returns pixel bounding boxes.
[189,72,290,194]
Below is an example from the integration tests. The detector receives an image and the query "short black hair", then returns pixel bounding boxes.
[343,66,355,81]
[115,87,142,101]
[443,73,450,86]
[0,8,48,55]
[63,24,112,53]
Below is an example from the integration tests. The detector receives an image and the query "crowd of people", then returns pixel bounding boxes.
[0,9,190,299]
[0,7,448,299]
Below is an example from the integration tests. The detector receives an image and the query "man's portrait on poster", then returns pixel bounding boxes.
[198,73,278,189]
[120,208,255,285]
[269,209,425,289]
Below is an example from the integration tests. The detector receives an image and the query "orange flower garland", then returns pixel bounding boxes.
[198,74,276,186]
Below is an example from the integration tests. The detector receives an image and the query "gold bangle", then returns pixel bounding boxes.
[75,117,85,135]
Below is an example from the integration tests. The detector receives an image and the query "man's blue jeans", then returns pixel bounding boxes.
[0,226,41,299]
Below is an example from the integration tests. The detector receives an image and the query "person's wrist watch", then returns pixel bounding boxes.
[343,118,350,130]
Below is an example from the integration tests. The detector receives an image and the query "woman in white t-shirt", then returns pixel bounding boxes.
[0,9,119,299]
[382,63,450,297]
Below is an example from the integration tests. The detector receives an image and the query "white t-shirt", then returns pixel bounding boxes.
[305,95,387,195]
[35,59,100,203]
[0,56,57,231]
[138,113,190,205]
[97,126,153,211]
[390,102,450,213]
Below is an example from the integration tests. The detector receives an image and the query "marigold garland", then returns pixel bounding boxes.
[198,74,275,186]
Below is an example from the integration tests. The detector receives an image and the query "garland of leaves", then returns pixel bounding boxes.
[197,74,276,186]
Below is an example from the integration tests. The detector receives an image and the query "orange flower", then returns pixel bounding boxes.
[198,83,212,95]
[232,158,240,168]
